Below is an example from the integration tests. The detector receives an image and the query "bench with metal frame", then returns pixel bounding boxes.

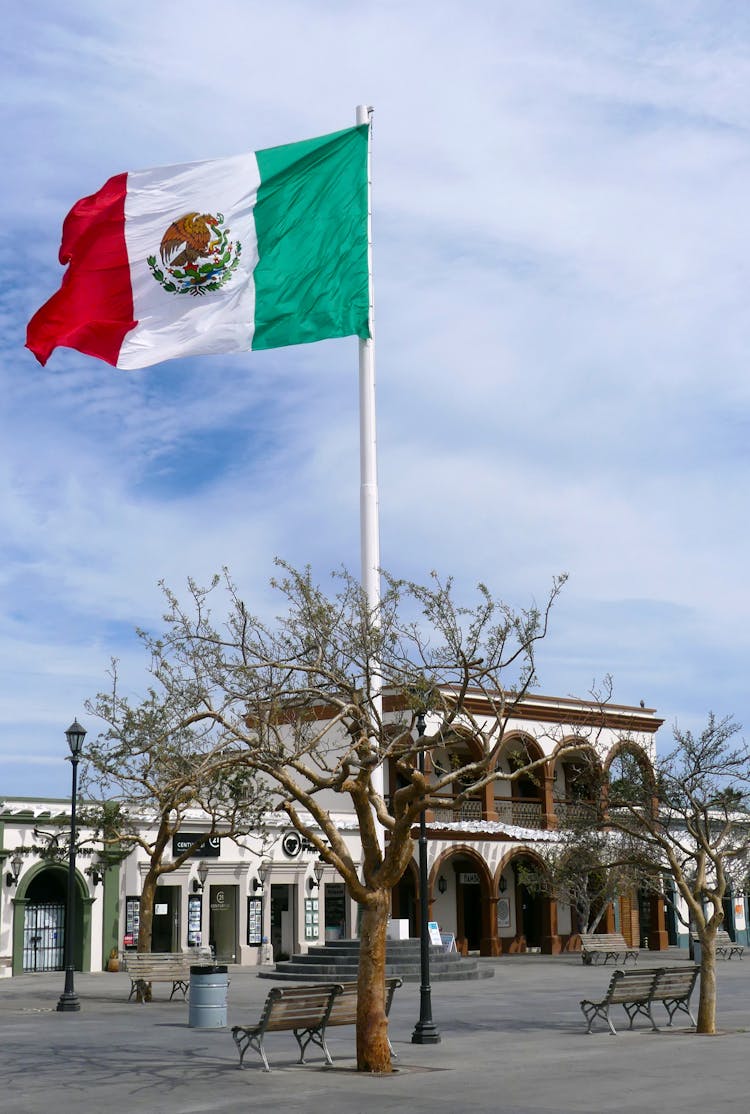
[691,930,744,961]
[123,948,212,1002]
[580,965,700,1035]
[231,977,402,1071]
[579,932,639,966]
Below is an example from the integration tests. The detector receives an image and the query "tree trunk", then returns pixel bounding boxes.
[356,889,392,1073]
[136,873,157,1003]
[697,931,717,1034]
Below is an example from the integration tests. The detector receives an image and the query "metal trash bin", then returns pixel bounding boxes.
[188,965,228,1028]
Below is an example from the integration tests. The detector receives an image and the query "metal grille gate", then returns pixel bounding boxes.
[23,902,65,971]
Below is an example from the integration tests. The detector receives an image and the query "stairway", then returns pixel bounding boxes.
[257,937,494,981]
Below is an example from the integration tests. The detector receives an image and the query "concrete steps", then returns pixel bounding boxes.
[258,937,494,982]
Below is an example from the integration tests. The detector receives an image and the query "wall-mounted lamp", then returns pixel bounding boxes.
[253,859,272,893]
[88,862,104,887]
[5,853,23,888]
[499,874,507,893]
[193,860,209,893]
[307,858,326,893]
[437,874,448,894]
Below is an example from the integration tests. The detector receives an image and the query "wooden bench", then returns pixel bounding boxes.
[123,948,212,1002]
[231,977,403,1071]
[580,965,700,1034]
[691,930,744,960]
[579,932,638,966]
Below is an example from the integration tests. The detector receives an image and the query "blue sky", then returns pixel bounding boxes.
[3,1,749,796]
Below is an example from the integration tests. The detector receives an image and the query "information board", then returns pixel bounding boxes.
[247,896,263,946]
[428,920,443,946]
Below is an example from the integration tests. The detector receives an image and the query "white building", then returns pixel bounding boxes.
[4,690,744,976]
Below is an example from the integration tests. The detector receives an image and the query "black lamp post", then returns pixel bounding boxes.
[411,708,440,1044]
[57,718,86,1013]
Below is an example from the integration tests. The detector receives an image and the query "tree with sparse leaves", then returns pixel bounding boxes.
[82,663,270,998]
[516,827,643,942]
[583,715,750,1034]
[108,561,571,1071]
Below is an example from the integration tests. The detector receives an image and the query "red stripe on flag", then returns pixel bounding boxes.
[26,173,136,367]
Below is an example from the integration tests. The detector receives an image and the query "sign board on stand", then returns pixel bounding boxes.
[427,921,443,947]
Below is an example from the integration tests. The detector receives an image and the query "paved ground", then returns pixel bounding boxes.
[0,949,748,1113]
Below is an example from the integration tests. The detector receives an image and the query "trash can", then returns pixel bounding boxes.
[188,965,228,1028]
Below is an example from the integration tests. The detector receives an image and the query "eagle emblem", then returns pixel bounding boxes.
[147,211,241,295]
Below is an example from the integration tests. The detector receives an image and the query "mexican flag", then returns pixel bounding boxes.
[26,125,370,369]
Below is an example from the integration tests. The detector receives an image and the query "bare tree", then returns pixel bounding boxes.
[517,829,643,942]
[603,714,750,1034]
[115,561,568,1070]
[82,662,269,997]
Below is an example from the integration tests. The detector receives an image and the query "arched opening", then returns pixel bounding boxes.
[430,847,493,955]
[605,743,654,811]
[494,735,546,829]
[605,743,666,951]
[552,742,602,827]
[16,863,86,973]
[499,851,561,954]
[431,730,487,823]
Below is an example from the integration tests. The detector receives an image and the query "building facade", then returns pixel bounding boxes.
[2,692,747,975]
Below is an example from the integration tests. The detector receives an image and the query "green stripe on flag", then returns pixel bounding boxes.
[252,125,370,351]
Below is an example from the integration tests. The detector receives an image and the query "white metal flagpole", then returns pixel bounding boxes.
[355,104,385,823]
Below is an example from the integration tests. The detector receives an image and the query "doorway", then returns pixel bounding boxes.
[457,869,482,951]
[392,869,417,937]
[208,884,238,962]
[152,886,180,952]
[519,882,543,949]
[271,884,295,960]
[22,867,78,972]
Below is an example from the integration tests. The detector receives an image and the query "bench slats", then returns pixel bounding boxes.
[231,978,402,1071]
[123,949,212,1002]
[579,933,639,966]
[691,930,744,960]
[580,966,699,1034]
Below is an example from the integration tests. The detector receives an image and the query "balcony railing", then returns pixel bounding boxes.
[553,800,598,826]
[432,797,484,824]
[423,795,598,829]
[494,798,544,829]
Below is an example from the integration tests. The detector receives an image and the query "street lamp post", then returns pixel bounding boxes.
[411,709,440,1044]
[57,718,86,1013]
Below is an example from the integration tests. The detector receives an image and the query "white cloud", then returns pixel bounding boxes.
[2,1,749,793]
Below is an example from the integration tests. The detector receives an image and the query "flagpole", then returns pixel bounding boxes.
[356,104,385,833]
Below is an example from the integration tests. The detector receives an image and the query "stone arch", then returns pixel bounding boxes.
[604,739,655,797]
[495,847,561,954]
[603,740,667,951]
[12,860,93,976]
[429,844,495,955]
[550,738,603,826]
[431,727,489,822]
[494,732,549,828]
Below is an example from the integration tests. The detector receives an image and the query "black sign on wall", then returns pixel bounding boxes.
[172,833,221,858]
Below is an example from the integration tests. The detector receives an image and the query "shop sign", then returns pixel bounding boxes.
[210,889,229,913]
[281,830,317,858]
[459,872,480,885]
[172,833,221,858]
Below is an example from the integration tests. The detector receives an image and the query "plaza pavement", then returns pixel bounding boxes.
[0,949,748,1114]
